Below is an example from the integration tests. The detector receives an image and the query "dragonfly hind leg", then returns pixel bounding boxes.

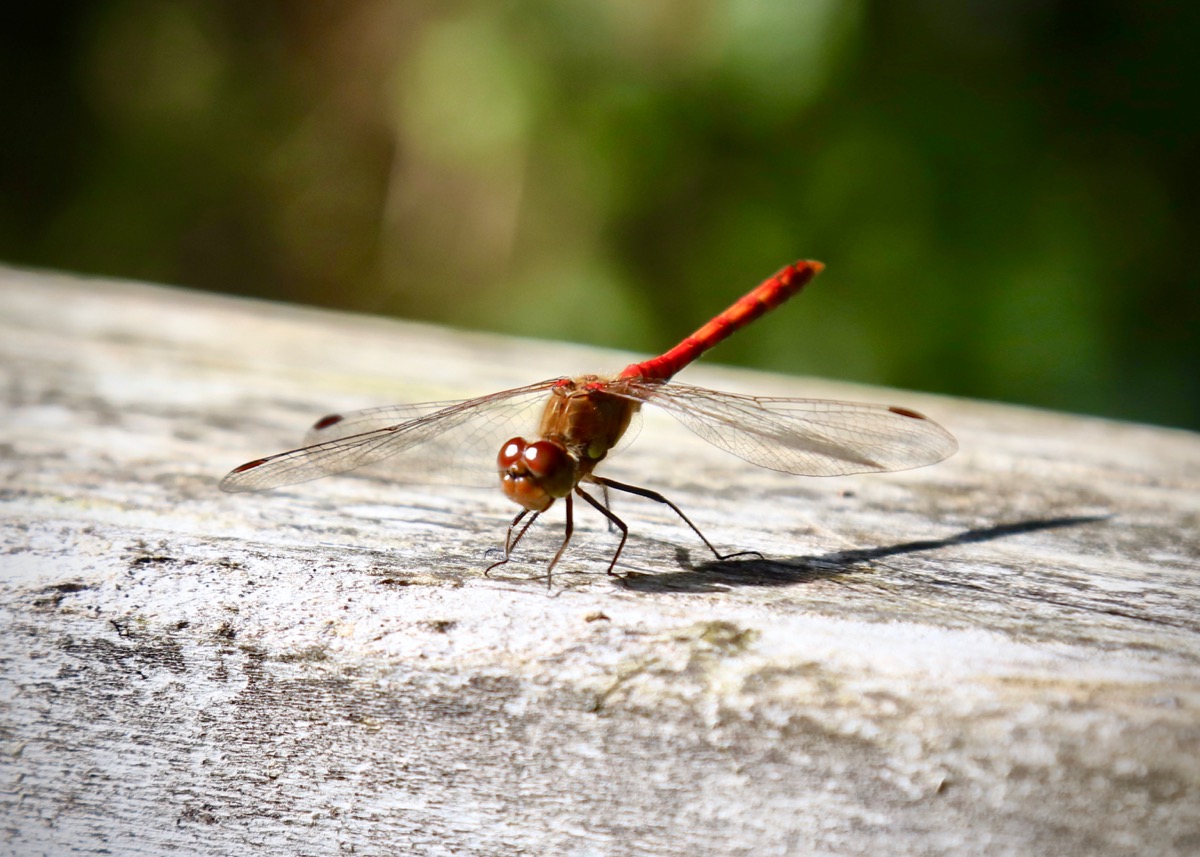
[574,486,629,576]
[591,476,763,566]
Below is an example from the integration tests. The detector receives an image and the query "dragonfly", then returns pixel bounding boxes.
[221,260,957,581]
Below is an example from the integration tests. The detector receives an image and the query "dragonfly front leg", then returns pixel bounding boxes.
[485,508,539,577]
[487,496,580,588]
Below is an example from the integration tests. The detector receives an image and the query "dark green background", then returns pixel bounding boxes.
[4,2,1196,429]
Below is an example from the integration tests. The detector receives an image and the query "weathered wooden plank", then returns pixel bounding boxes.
[1,266,1198,856]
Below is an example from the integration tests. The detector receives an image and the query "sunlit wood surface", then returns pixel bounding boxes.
[2,266,1198,856]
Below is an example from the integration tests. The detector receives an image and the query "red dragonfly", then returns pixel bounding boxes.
[221,261,956,579]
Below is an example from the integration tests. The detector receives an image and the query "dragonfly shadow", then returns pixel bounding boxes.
[620,515,1111,594]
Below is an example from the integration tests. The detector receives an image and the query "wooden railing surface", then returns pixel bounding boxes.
[2,266,1198,856]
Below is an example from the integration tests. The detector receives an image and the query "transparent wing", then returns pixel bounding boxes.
[220,379,561,492]
[302,401,471,445]
[620,379,957,476]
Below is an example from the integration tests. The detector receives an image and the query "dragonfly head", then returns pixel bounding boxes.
[498,437,577,512]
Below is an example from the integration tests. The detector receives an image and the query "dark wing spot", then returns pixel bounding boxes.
[888,406,927,420]
[312,413,344,430]
[231,457,270,473]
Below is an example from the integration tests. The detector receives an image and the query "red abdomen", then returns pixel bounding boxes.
[619,260,823,382]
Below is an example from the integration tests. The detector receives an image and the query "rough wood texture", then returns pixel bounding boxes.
[2,266,1198,856]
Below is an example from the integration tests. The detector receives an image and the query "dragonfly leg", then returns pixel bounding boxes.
[591,476,761,563]
[485,508,538,576]
[575,485,629,576]
[541,492,576,588]
[506,508,540,556]
[600,481,616,533]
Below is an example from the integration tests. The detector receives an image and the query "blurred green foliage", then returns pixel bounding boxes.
[2,1,1196,428]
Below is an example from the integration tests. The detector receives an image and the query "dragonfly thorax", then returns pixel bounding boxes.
[539,376,641,465]
[496,377,641,512]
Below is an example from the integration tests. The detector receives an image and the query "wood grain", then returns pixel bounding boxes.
[2,266,1198,856]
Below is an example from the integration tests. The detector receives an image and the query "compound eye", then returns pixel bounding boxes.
[498,438,527,470]
[521,440,570,480]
